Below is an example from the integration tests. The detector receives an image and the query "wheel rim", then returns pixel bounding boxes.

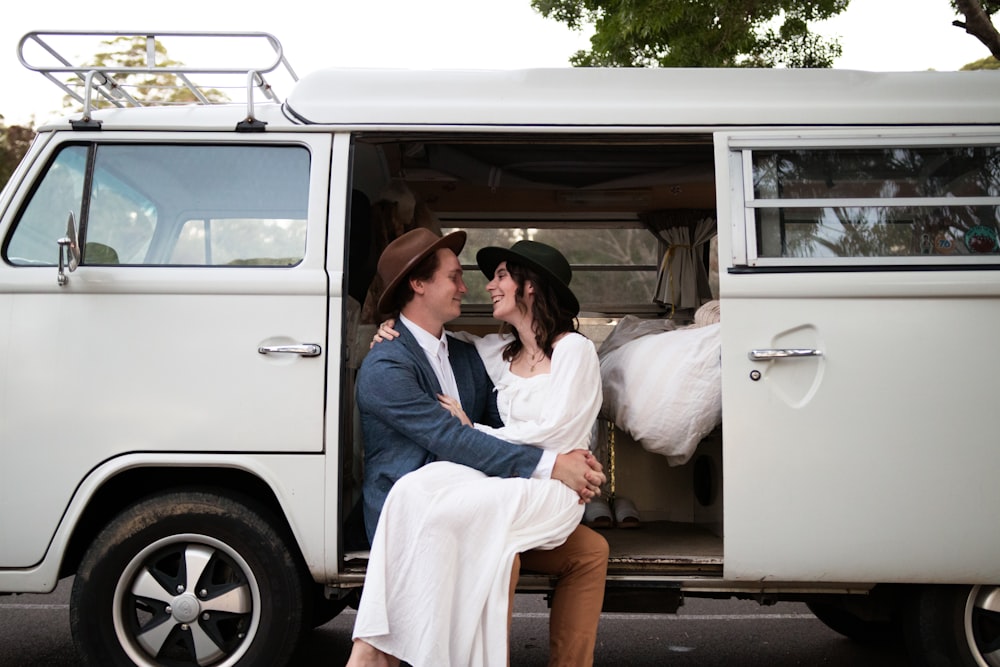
[112,533,261,667]
[964,585,1000,667]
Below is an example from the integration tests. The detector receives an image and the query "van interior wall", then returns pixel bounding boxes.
[610,428,723,530]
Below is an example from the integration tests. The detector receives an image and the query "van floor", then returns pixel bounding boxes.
[602,520,723,577]
[341,521,723,581]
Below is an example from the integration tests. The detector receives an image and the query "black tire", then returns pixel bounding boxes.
[807,600,900,644]
[903,584,1000,667]
[69,490,306,667]
[304,587,351,629]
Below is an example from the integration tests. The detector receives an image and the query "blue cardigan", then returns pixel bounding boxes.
[356,321,544,542]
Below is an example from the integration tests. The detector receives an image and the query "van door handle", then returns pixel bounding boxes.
[748,348,822,361]
[258,344,322,357]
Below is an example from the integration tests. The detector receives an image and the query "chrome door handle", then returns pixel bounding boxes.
[258,344,322,357]
[748,348,822,361]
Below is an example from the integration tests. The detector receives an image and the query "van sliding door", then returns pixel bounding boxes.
[715,128,1000,583]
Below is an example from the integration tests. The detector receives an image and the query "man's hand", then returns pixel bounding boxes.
[552,450,606,503]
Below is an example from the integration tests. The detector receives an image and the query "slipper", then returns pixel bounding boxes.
[583,496,613,529]
[612,497,640,529]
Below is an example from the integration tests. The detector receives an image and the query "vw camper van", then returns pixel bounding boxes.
[3,30,1000,667]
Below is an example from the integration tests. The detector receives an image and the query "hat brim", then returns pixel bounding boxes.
[377,230,467,314]
[477,246,580,315]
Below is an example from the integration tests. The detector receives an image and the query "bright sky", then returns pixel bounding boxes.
[0,0,992,126]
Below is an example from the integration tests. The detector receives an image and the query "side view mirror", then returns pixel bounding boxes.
[57,211,81,286]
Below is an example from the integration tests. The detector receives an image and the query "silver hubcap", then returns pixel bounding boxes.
[112,534,260,667]
[965,585,1000,667]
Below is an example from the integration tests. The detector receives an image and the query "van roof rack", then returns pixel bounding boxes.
[17,30,298,130]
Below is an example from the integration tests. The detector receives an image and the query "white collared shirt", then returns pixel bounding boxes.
[400,313,461,404]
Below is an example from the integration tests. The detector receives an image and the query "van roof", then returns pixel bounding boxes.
[42,67,1000,132]
[284,67,1000,128]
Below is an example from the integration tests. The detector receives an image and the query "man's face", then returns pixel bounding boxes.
[416,248,467,325]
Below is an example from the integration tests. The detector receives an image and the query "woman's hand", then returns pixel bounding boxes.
[438,394,471,426]
[370,318,400,349]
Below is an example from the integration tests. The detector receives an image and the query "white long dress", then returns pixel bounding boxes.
[353,331,602,667]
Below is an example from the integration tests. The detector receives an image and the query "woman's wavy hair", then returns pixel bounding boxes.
[498,260,579,363]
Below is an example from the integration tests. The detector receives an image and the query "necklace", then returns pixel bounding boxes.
[524,348,544,372]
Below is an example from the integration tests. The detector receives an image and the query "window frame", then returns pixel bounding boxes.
[439,214,664,314]
[723,129,1000,269]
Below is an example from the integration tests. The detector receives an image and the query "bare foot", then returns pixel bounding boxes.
[345,639,400,667]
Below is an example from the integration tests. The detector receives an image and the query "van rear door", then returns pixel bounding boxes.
[716,129,1000,583]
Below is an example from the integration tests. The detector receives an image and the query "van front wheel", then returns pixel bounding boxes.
[70,490,305,667]
[904,584,1000,667]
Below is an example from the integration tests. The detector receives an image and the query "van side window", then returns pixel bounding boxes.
[5,144,310,267]
[5,145,87,265]
[748,145,1000,262]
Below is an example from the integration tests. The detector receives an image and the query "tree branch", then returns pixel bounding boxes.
[954,0,1000,60]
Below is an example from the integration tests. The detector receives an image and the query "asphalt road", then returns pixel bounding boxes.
[0,578,911,666]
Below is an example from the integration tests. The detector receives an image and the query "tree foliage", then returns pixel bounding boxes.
[0,119,36,191]
[64,36,228,111]
[961,54,1000,69]
[532,0,850,68]
[952,0,1000,60]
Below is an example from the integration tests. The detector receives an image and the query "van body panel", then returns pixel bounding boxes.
[0,452,327,592]
[721,292,1000,582]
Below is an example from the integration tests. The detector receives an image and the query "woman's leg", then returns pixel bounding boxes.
[345,639,400,667]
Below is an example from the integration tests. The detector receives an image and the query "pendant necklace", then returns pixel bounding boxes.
[526,349,543,372]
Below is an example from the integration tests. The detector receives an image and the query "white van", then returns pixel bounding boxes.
[4,30,1000,667]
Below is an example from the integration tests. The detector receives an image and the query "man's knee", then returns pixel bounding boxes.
[521,525,608,578]
[577,525,609,558]
[569,526,609,574]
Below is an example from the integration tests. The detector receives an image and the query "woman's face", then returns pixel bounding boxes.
[486,261,532,325]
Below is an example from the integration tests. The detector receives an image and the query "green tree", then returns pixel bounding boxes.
[953,0,1000,60]
[960,54,1000,69]
[532,0,850,68]
[0,117,36,190]
[64,36,228,111]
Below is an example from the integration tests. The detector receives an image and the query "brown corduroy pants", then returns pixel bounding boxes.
[508,525,609,667]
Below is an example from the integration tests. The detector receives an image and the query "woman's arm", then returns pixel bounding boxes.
[438,393,471,426]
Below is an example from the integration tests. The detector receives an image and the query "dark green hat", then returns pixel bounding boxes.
[476,240,579,315]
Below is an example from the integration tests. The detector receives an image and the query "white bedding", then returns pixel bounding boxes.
[599,317,722,466]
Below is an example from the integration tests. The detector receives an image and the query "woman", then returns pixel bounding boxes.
[348,240,602,667]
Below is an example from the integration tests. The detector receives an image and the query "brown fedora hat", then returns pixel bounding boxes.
[376,228,467,314]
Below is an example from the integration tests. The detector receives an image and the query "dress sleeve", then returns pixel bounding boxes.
[474,333,603,453]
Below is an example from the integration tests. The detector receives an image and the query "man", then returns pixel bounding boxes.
[353,227,608,666]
